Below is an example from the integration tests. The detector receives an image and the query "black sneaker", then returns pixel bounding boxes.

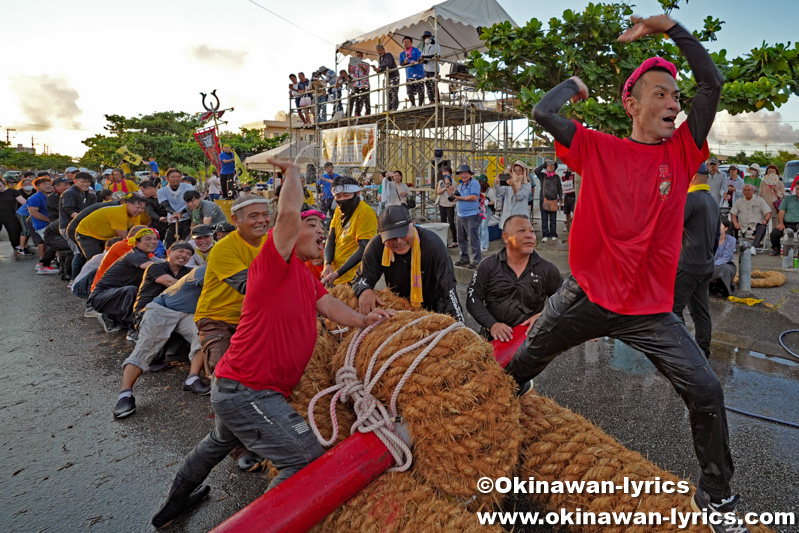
[237,451,265,472]
[182,380,211,396]
[454,259,469,266]
[113,396,136,418]
[467,261,479,269]
[516,379,534,397]
[23,248,35,256]
[691,486,750,532]
[97,313,121,333]
[126,329,138,342]
[769,249,780,256]
[152,484,211,529]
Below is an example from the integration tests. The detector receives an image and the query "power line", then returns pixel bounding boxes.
[245,0,336,46]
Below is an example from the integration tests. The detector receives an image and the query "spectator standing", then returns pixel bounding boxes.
[157,168,194,247]
[375,44,399,111]
[467,215,562,341]
[289,73,310,125]
[769,184,799,256]
[730,183,770,252]
[311,74,328,122]
[47,177,70,222]
[420,30,440,104]
[0,177,25,255]
[560,169,577,231]
[711,217,737,296]
[759,164,785,222]
[206,171,222,200]
[477,174,496,251]
[399,36,424,106]
[744,163,762,190]
[219,145,236,199]
[534,160,563,241]
[719,164,744,215]
[672,163,720,357]
[108,169,140,193]
[348,52,371,116]
[321,176,378,286]
[146,157,159,179]
[334,70,350,115]
[435,166,457,248]
[497,160,532,229]
[452,164,481,268]
[17,175,53,269]
[353,205,463,319]
[316,162,338,220]
[384,170,409,207]
[706,157,726,204]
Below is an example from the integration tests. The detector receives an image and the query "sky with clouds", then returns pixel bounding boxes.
[2,0,798,159]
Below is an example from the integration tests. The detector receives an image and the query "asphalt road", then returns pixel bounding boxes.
[1,239,798,532]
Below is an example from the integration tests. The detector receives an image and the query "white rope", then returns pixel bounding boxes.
[308,313,465,472]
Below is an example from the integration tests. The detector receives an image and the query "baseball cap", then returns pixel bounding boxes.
[53,177,70,185]
[378,205,413,242]
[191,224,215,237]
[215,221,236,233]
[708,157,719,164]
[103,169,113,176]
[696,163,709,175]
[65,166,79,173]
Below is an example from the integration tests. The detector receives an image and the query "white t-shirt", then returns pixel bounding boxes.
[207,176,222,195]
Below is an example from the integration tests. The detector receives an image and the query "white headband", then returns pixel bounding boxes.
[230,197,270,214]
[332,184,360,195]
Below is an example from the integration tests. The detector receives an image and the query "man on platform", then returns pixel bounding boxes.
[219,145,236,198]
[157,168,194,247]
[151,158,393,528]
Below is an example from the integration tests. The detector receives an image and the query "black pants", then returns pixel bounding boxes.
[43,231,73,278]
[76,233,106,260]
[89,285,138,327]
[506,276,733,500]
[0,214,22,249]
[769,221,799,251]
[439,204,456,242]
[407,79,424,106]
[672,269,713,357]
[220,173,235,199]
[351,87,370,116]
[424,71,437,103]
[730,222,766,248]
[164,219,191,248]
[387,78,399,111]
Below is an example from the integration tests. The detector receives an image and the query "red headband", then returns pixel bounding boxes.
[301,209,326,220]
[621,57,677,115]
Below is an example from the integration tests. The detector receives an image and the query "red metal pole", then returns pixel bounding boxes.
[211,431,395,533]
[211,328,527,533]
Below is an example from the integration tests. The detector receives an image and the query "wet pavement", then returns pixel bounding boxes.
[2,239,798,532]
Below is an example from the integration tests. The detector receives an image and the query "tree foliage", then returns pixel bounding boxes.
[468,0,799,138]
[79,111,289,175]
[0,147,75,171]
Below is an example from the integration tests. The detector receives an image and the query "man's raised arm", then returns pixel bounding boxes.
[268,158,303,262]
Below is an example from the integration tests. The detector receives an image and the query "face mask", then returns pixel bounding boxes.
[337,196,359,218]
[23,186,34,192]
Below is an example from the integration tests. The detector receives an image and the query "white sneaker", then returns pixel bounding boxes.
[37,266,60,275]
[35,262,43,273]
[750,247,757,256]
[541,237,548,242]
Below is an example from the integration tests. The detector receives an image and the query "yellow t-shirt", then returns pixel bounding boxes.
[194,230,265,324]
[329,200,378,284]
[76,204,140,241]
[108,179,140,193]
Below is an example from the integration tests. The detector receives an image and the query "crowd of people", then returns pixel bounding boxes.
[288,33,441,124]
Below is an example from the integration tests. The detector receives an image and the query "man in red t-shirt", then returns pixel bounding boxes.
[504,15,746,529]
[152,158,394,528]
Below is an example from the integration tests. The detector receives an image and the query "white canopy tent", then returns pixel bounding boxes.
[243,140,319,172]
[335,0,516,62]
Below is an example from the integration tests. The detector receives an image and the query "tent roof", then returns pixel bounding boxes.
[336,0,516,62]
[243,141,318,172]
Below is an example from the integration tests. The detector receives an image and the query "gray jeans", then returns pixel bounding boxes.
[172,380,325,491]
[457,214,481,263]
[122,303,200,372]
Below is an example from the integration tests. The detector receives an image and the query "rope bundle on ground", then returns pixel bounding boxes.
[516,393,773,533]
[734,269,786,288]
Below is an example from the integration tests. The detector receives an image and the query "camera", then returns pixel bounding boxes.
[498,173,510,187]
[448,191,461,202]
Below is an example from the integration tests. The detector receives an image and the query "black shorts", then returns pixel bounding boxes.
[562,194,576,215]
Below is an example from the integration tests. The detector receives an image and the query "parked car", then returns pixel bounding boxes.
[3,170,22,180]
[134,170,151,181]
[784,160,799,193]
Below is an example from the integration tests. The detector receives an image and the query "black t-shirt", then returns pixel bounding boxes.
[93,248,152,293]
[59,186,95,229]
[133,262,191,313]
[46,192,61,222]
[0,188,21,217]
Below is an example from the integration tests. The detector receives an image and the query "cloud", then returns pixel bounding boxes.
[708,110,799,148]
[190,45,247,68]
[11,75,82,131]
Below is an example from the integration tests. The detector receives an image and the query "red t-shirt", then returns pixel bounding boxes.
[215,229,328,395]
[556,121,708,315]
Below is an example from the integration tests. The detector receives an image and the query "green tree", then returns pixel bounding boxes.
[468,0,799,138]
[0,147,75,170]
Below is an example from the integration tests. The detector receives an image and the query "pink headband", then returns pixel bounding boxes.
[622,57,677,115]
[301,209,326,220]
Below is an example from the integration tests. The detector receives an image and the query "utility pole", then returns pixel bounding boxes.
[6,128,15,144]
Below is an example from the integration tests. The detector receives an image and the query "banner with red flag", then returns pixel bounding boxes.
[194,127,221,172]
